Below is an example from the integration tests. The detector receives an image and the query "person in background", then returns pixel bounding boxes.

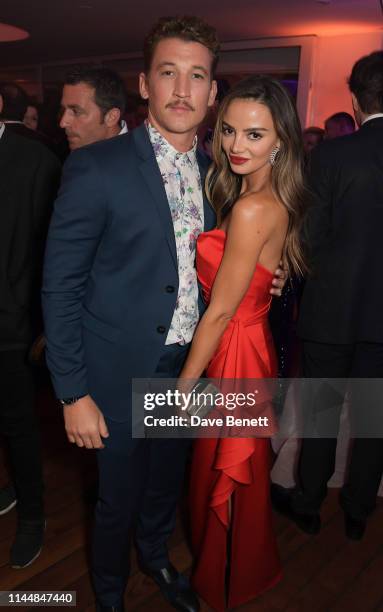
[31,67,130,371]
[60,65,128,151]
[272,50,383,542]
[124,93,148,130]
[24,102,39,131]
[0,87,61,568]
[324,111,355,139]
[302,126,324,155]
[0,82,54,152]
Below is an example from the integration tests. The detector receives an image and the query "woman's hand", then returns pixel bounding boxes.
[270,261,288,296]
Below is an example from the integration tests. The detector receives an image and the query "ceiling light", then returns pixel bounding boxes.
[0,23,29,42]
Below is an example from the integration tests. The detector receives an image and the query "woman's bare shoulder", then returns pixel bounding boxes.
[230,191,283,228]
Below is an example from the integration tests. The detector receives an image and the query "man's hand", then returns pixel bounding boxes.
[270,260,288,296]
[63,395,109,449]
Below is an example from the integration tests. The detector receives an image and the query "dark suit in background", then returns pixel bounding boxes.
[0,127,60,523]
[3,120,56,154]
[296,117,383,520]
[42,124,215,605]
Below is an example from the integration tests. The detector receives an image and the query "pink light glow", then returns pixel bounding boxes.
[278,20,382,37]
[0,23,29,42]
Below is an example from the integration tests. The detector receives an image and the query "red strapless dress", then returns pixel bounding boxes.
[190,229,282,611]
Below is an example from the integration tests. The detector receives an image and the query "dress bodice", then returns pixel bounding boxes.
[197,228,274,326]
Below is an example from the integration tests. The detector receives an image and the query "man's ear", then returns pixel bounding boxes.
[208,79,217,108]
[139,72,149,100]
[105,107,121,128]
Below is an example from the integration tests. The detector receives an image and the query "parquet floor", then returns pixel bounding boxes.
[0,377,382,612]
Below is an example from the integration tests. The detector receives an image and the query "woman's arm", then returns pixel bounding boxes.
[179,196,276,382]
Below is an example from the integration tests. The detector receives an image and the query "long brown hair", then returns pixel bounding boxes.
[206,75,307,276]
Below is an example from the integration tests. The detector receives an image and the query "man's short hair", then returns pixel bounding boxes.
[0,82,29,121]
[325,112,355,131]
[64,65,127,117]
[303,126,325,137]
[143,16,220,76]
[349,50,383,114]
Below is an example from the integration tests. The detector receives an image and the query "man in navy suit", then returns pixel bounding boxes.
[43,16,284,612]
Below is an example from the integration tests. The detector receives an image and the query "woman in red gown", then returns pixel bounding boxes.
[178,76,306,611]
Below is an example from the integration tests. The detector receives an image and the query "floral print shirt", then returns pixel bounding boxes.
[147,121,204,345]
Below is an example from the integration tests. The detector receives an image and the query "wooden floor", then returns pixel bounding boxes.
[1,378,382,612]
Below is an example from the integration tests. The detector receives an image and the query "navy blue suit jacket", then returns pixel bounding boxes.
[42,124,216,421]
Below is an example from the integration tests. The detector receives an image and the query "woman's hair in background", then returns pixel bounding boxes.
[206,75,307,276]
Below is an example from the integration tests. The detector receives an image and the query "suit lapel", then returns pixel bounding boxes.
[134,125,178,269]
[133,126,217,271]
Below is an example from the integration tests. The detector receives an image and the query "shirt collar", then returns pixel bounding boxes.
[362,113,383,125]
[119,120,128,135]
[146,120,198,165]
[0,122,4,140]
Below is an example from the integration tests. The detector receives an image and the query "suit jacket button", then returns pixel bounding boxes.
[165,285,175,293]
[157,326,166,334]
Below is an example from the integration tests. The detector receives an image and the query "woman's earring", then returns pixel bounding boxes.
[269,147,280,166]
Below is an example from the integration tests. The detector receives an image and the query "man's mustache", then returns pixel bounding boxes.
[166,101,195,111]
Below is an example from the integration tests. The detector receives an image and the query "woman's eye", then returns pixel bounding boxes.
[222,126,233,136]
[249,132,261,140]
[162,70,174,76]
[192,73,204,79]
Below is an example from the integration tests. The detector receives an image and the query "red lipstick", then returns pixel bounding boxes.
[229,155,249,165]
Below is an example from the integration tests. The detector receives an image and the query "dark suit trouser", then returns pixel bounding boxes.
[92,343,191,606]
[293,341,383,520]
[0,350,44,519]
